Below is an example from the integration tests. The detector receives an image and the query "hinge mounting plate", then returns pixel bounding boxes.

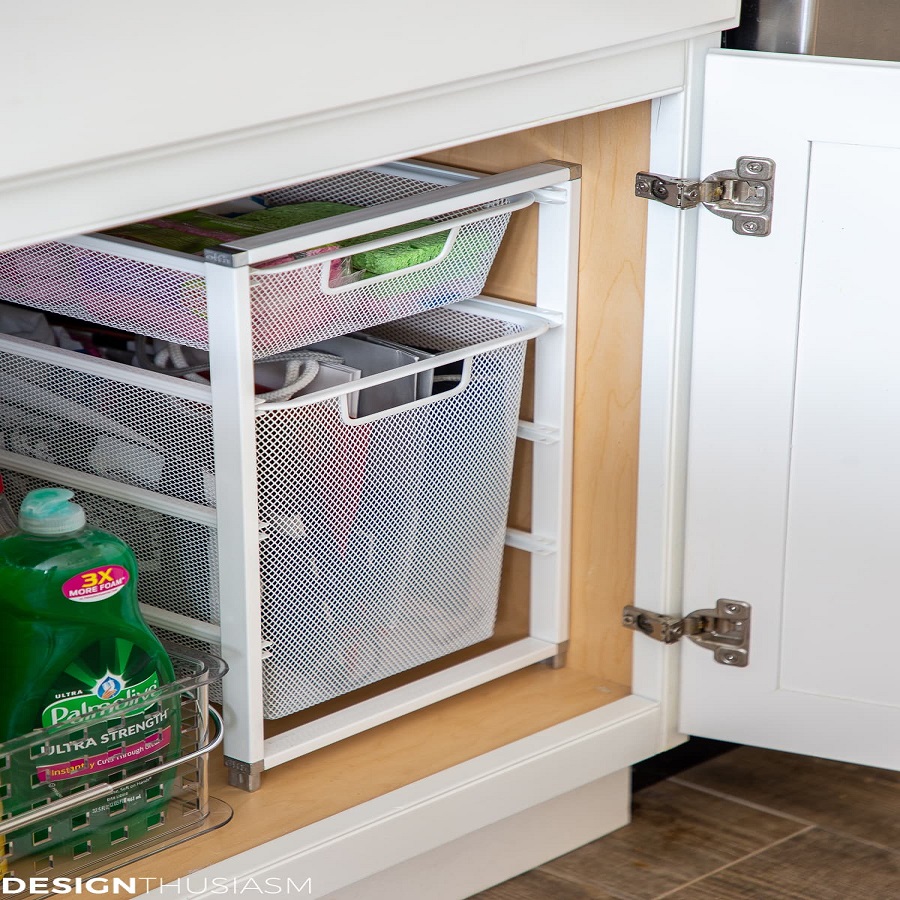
[622,599,751,667]
[635,156,775,237]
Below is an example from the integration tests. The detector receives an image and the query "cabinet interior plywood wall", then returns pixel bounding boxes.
[425,103,650,688]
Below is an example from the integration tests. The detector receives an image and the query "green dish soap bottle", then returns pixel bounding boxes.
[0,488,179,862]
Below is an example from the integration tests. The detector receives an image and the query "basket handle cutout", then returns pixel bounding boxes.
[317,225,462,296]
[254,299,554,415]
[338,356,474,426]
[246,193,532,276]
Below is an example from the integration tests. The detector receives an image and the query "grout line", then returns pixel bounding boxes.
[669,776,813,825]
[791,824,900,858]
[649,825,816,900]
[821,831,900,856]
[670,777,900,857]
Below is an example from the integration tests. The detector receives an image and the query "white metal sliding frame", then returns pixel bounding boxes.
[530,177,580,649]
[204,261,267,790]
[200,161,581,789]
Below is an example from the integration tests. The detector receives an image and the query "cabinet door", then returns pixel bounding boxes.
[679,50,900,770]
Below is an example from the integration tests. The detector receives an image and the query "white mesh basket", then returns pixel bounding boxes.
[0,165,516,359]
[0,302,545,718]
[0,339,215,507]
[254,304,534,716]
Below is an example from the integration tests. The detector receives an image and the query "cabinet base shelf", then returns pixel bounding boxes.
[261,637,561,774]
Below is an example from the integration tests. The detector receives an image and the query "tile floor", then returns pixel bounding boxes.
[471,743,900,899]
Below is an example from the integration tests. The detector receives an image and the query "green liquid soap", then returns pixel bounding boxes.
[0,488,179,862]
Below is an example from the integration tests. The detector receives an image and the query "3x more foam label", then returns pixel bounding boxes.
[62,565,130,602]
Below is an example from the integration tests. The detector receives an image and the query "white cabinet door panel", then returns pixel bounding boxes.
[679,50,900,769]
[780,140,900,710]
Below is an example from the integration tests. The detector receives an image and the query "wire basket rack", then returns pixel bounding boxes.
[0,164,519,358]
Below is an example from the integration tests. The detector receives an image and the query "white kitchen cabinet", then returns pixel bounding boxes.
[5,3,899,895]
[675,50,900,770]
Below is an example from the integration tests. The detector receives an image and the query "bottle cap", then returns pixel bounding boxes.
[19,488,87,536]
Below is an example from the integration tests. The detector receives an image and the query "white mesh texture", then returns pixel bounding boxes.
[0,241,210,347]
[255,306,527,716]
[0,170,511,358]
[0,348,215,506]
[261,168,444,206]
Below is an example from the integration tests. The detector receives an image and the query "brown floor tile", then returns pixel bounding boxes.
[471,869,621,899]
[665,827,900,899]
[539,780,804,899]
[675,746,900,851]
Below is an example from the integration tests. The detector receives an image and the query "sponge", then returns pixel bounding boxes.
[350,229,449,276]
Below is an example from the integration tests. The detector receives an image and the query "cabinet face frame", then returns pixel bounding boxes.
[110,88,679,893]
[202,74,697,867]
[631,34,720,739]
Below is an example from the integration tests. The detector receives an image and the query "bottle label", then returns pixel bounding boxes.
[35,725,172,783]
[61,564,130,602]
[37,640,174,784]
[41,671,160,727]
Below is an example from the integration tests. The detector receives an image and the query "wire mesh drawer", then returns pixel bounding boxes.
[0,164,519,359]
[0,647,229,897]
[0,339,215,508]
[253,303,537,716]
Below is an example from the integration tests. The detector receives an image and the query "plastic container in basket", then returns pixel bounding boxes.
[0,646,229,895]
[0,161,548,359]
[0,299,551,719]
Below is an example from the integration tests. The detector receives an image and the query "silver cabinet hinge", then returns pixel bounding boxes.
[622,599,751,667]
[634,156,775,236]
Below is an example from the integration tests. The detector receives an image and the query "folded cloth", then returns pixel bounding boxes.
[105,203,360,257]
[235,203,445,270]
[233,201,360,230]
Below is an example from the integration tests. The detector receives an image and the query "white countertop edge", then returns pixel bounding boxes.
[0,32,723,252]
